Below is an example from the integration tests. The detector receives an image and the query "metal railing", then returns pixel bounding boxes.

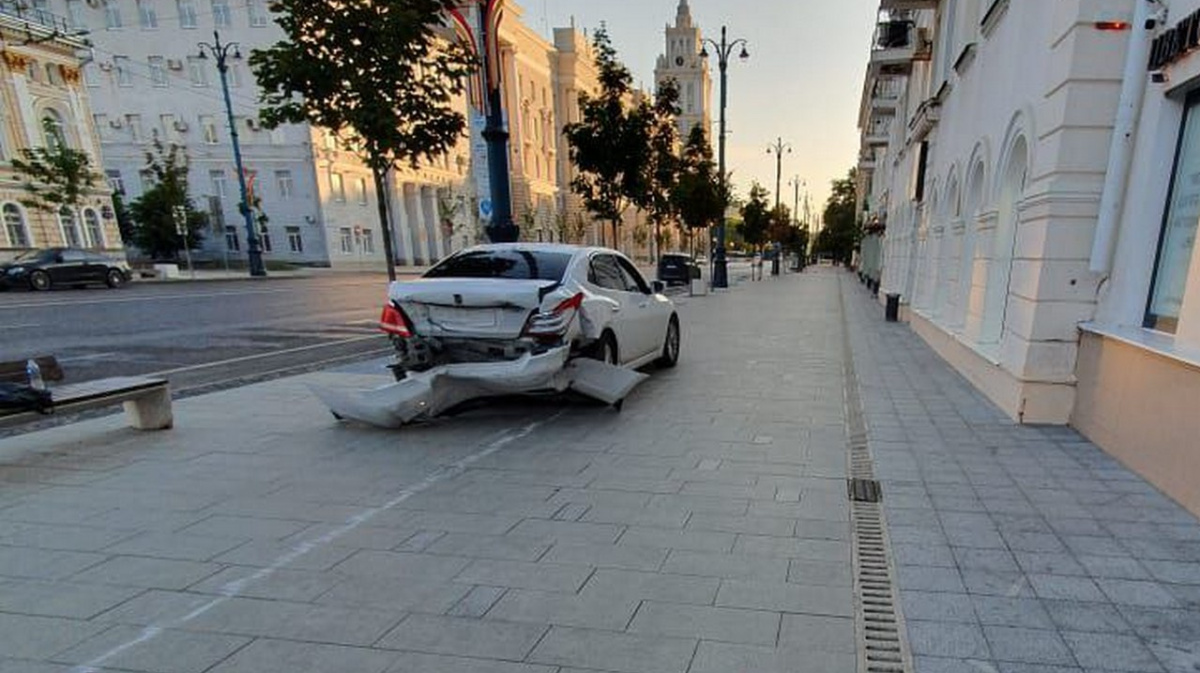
[0,0,73,34]
[874,76,905,100]
[874,20,914,51]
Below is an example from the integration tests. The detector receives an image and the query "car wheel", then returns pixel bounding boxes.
[592,331,619,366]
[657,315,680,368]
[105,269,126,289]
[28,270,50,292]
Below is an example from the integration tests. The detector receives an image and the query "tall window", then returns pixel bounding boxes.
[59,207,83,248]
[126,114,142,142]
[104,0,122,29]
[1149,92,1200,332]
[286,226,303,253]
[276,170,293,199]
[226,61,243,87]
[356,177,368,205]
[200,115,218,144]
[331,172,345,202]
[210,169,228,198]
[159,114,177,141]
[177,0,198,28]
[211,0,231,27]
[65,0,84,29]
[83,62,99,87]
[83,209,104,249]
[362,229,375,254]
[248,0,268,26]
[114,56,132,87]
[225,225,240,251]
[2,204,29,248]
[259,224,272,252]
[137,0,158,28]
[106,169,125,195]
[187,56,208,87]
[148,56,168,87]
[339,227,353,254]
[42,110,66,150]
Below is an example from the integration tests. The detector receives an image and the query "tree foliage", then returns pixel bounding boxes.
[11,119,99,216]
[671,125,725,253]
[738,183,771,250]
[637,79,681,259]
[251,0,475,278]
[563,26,648,249]
[815,168,859,264]
[128,139,208,260]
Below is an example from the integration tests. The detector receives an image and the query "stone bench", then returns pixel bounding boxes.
[0,357,173,431]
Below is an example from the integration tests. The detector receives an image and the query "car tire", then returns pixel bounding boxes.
[28,270,50,292]
[592,331,619,366]
[657,315,680,368]
[105,269,126,289]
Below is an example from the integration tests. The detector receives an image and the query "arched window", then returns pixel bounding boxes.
[42,109,66,150]
[2,203,30,248]
[83,208,105,249]
[58,207,83,248]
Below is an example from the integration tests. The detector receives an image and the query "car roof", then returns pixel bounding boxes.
[455,243,623,257]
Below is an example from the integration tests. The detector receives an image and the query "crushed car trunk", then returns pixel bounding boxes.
[310,347,647,429]
[389,278,562,340]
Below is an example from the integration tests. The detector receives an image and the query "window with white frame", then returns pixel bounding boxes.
[104,0,122,29]
[259,224,272,252]
[339,227,353,254]
[362,229,375,254]
[225,226,240,251]
[114,56,132,87]
[126,114,143,142]
[106,169,125,195]
[356,177,368,205]
[226,61,243,87]
[2,204,29,248]
[275,170,293,199]
[83,208,104,249]
[210,169,228,198]
[177,0,198,28]
[201,115,218,144]
[1148,92,1200,333]
[248,0,268,26]
[187,56,208,87]
[159,114,177,141]
[331,172,345,202]
[137,0,158,28]
[211,0,231,27]
[83,62,99,87]
[148,56,168,87]
[94,114,109,140]
[58,207,83,248]
[286,226,303,253]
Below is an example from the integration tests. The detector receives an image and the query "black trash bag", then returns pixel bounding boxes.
[0,382,54,415]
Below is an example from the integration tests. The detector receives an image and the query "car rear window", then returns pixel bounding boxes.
[425,250,572,281]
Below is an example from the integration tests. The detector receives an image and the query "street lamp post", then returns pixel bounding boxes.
[790,176,803,270]
[199,31,265,277]
[700,26,748,290]
[766,138,790,276]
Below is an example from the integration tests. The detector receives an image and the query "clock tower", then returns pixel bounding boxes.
[654,0,712,140]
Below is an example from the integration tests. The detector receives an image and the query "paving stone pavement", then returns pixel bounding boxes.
[0,269,858,673]
[841,274,1200,673]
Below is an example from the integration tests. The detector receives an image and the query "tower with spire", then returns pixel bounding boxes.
[654,0,712,140]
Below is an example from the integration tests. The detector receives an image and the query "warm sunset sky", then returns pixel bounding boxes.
[527,0,879,214]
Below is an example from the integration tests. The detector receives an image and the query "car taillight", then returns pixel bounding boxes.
[379,303,412,337]
[524,292,584,339]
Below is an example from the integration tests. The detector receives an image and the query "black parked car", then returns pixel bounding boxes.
[657,253,702,287]
[0,248,132,291]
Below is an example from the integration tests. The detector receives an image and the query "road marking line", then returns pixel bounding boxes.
[70,413,559,673]
[151,335,386,376]
[0,322,40,330]
[0,287,300,310]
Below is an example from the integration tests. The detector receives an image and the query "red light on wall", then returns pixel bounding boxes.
[1095,21,1132,31]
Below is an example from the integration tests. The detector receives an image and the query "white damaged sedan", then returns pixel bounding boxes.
[381,244,680,376]
[311,244,680,428]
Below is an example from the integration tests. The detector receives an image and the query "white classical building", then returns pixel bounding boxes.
[654,0,712,139]
[858,0,1200,515]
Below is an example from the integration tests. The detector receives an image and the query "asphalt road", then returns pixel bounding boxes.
[0,273,408,393]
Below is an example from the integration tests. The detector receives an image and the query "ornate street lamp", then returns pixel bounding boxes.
[198,31,266,277]
[700,26,748,289]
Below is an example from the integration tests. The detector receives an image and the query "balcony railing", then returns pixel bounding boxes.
[873,76,905,101]
[874,20,914,51]
[0,0,73,34]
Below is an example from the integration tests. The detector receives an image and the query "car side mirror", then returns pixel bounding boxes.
[652,280,666,294]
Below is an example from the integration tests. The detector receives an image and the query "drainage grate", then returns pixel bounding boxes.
[840,279,914,673]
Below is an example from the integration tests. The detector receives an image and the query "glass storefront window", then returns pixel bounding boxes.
[1148,93,1200,332]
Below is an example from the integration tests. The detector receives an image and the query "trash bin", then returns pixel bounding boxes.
[885,293,901,322]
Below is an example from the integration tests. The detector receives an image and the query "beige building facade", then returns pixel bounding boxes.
[0,3,119,260]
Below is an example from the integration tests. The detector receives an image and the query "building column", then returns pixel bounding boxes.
[421,186,443,264]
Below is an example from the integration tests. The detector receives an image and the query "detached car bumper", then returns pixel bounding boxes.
[310,347,646,428]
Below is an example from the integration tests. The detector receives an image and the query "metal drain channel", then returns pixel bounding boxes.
[839,278,914,673]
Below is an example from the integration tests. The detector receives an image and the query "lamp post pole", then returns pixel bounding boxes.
[701,26,748,289]
[790,176,803,270]
[199,31,265,277]
[477,2,518,243]
[766,138,790,276]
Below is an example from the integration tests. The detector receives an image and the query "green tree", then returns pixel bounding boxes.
[671,126,725,257]
[112,191,135,245]
[251,0,475,280]
[128,139,208,260]
[11,118,100,233]
[815,168,859,265]
[564,26,647,250]
[636,79,681,260]
[738,183,771,251]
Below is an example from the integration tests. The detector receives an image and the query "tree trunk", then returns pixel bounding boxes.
[610,218,620,252]
[371,166,397,281]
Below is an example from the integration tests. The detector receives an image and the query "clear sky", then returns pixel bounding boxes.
[523,0,879,217]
